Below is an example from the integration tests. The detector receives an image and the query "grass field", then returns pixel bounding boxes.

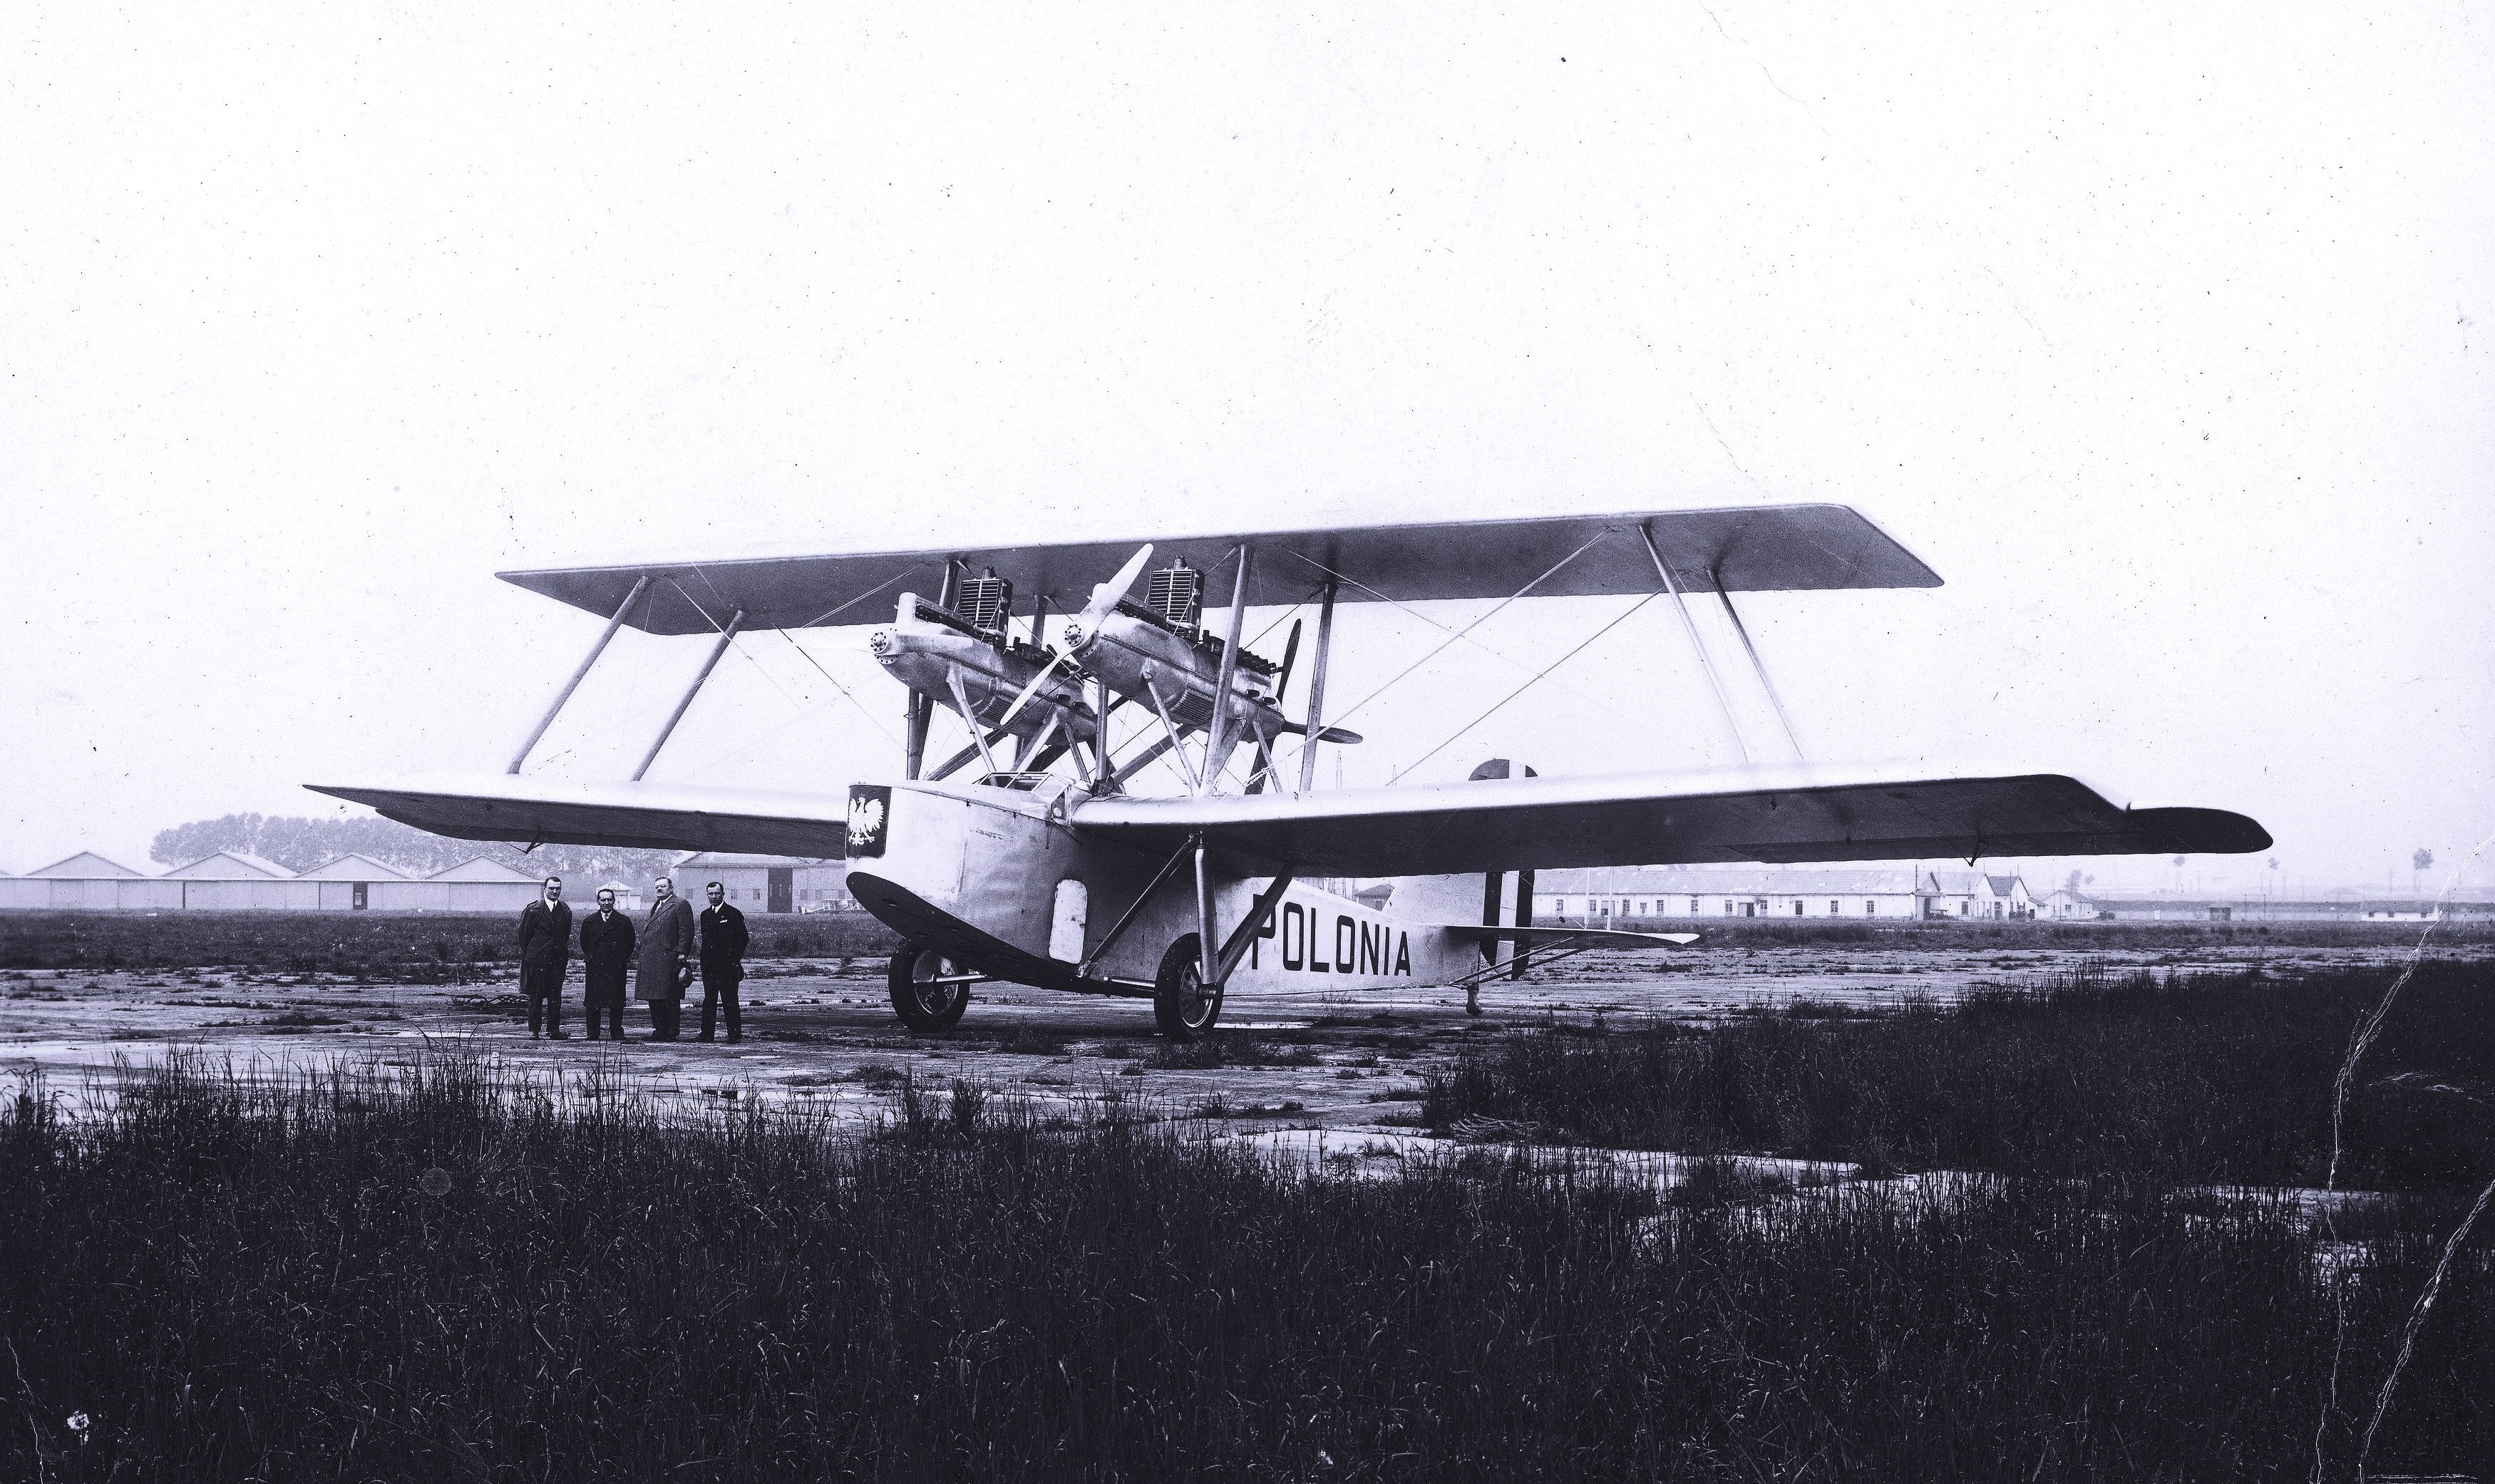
[0,909,906,976]
[6,919,2489,1478]
[1424,962,2495,1190]
[3,1049,2486,1481]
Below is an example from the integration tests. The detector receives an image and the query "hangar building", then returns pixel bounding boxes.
[1533,867,2037,922]
[671,852,854,914]
[0,850,546,912]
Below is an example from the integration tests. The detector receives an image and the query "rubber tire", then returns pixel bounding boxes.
[888,944,971,1032]
[1153,934,1223,1040]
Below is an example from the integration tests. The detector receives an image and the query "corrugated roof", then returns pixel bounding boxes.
[163,850,297,880]
[430,856,546,883]
[296,854,415,881]
[27,851,148,879]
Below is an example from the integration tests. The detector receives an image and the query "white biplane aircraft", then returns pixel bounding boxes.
[312,507,2269,1038]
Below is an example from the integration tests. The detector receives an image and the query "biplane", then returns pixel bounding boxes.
[312,506,2270,1037]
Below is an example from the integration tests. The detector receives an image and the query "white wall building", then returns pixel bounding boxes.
[672,852,855,914]
[0,850,546,912]
[1528,866,2045,922]
[1533,867,1940,922]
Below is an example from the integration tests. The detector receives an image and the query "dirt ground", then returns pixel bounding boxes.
[6,933,2471,1150]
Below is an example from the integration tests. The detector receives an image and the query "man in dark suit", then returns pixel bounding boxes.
[578,885,635,1041]
[636,875,696,1041]
[517,876,573,1039]
[697,880,751,1043]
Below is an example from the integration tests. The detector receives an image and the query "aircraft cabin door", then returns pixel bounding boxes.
[767,868,793,914]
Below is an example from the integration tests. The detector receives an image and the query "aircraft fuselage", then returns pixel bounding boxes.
[843,776,1480,996]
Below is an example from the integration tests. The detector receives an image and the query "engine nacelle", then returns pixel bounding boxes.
[870,594,1098,746]
[1060,608,1288,743]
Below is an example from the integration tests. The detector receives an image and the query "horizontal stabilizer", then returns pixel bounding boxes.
[304,774,850,858]
[1065,763,2272,877]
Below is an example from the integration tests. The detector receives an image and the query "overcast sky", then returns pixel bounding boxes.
[7,3,2491,895]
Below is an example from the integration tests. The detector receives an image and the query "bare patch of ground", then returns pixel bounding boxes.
[8,932,2479,1138]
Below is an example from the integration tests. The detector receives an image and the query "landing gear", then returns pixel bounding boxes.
[1153,934,1223,1040]
[888,944,972,1032]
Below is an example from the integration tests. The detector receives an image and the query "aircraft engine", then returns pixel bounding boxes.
[870,594,1099,747]
[1060,555,1356,758]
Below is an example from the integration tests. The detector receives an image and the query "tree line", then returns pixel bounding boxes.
[150,813,686,886]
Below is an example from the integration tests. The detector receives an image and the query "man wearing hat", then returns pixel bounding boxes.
[634,875,696,1041]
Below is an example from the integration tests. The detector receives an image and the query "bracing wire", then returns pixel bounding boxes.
[1275,542,1657,738]
[668,573,900,774]
[1293,532,1610,731]
[1387,592,1660,783]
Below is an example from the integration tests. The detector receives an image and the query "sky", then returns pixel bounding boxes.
[6,2,2491,896]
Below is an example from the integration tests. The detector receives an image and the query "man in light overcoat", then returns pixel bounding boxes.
[635,875,696,1041]
[516,876,572,1039]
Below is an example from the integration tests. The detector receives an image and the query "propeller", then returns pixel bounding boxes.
[1076,543,1155,633]
[1272,619,1302,704]
[997,544,1154,728]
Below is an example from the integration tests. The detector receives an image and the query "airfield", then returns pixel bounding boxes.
[5,920,2471,1136]
[9,912,2491,1476]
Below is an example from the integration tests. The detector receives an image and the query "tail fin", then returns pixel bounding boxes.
[1467,761,1538,964]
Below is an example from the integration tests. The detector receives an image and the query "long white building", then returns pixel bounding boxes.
[0,850,548,912]
[1531,867,2036,922]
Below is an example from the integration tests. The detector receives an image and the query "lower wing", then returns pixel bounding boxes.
[1068,762,2270,877]
[304,773,850,857]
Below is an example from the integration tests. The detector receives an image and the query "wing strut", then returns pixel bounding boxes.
[1202,543,1252,792]
[1710,566,1806,762]
[1295,576,1339,795]
[902,561,960,780]
[509,573,649,774]
[631,608,744,781]
[1640,522,1750,765]
[945,670,1004,778]
[1141,675,1201,791]
[1079,838,1194,980]
[1215,873,1295,985]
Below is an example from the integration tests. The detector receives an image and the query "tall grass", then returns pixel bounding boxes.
[3,1051,2486,1479]
[1424,964,2495,1189]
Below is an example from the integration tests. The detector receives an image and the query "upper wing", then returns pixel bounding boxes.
[304,774,849,858]
[1066,764,2271,877]
[499,504,1940,634]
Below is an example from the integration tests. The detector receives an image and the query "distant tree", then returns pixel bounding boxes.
[150,813,267,867]
[2412,847,2434,897]
[150,813,704,885]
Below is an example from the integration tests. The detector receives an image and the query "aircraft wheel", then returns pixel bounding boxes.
[1153,934,1223,1040]
[888,944,971,1032]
